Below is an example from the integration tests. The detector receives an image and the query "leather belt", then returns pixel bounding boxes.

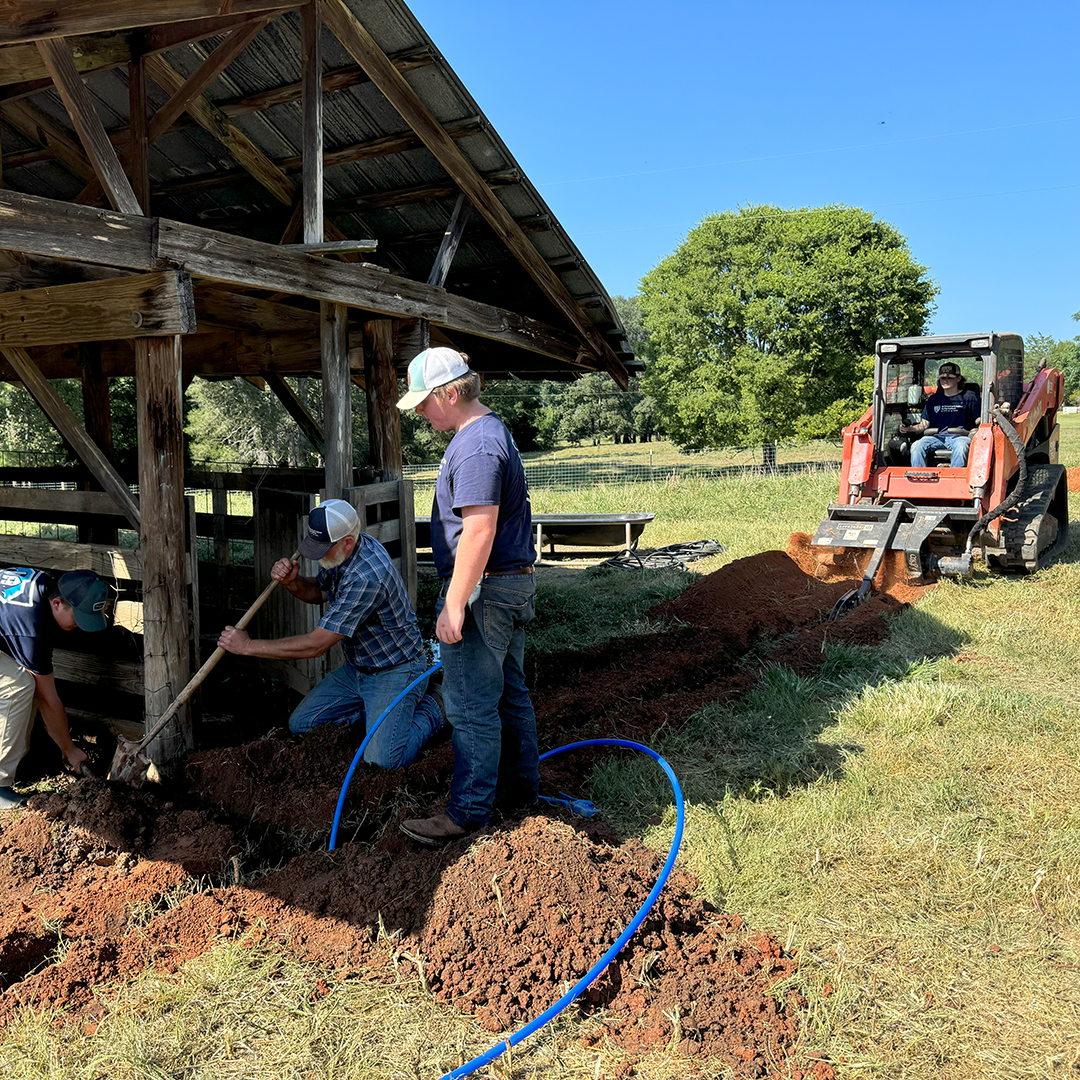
[483,566,533,577]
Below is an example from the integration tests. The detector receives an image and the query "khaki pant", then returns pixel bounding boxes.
[0,651,37,787]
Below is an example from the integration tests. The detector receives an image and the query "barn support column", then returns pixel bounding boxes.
[363,318,402,480]
[136,335,191,765]
[78,341,118,545]
[321,302,351,498]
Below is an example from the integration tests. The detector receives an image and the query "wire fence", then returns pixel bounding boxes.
[403,456,840,494]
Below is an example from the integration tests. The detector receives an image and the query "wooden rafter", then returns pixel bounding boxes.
[318,0,628,388]
[35,37,142,215]
[74,14,274,208]
[0,1,301,46]
[144,53,294,205]
[266,371,325,455]
[1,98,96,180]
[325,172,519,214]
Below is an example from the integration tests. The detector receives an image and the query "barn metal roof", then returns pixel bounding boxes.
[0,0,637,380]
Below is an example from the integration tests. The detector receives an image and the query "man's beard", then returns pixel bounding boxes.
[319,545,349,570]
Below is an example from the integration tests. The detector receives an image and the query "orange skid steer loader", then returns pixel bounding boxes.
[812,332,1069,619]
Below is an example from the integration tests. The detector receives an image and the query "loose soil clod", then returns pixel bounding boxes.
[1,546,925,1076]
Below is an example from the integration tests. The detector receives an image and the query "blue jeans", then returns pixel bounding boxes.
[911,433,971,467]
[438,575,539,829]
[288,656,442,770]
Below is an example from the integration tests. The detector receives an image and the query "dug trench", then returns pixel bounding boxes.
[0,543,930,1079]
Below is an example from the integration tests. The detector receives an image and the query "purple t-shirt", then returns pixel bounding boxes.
[0,567,56,675]
[431,412,534,578]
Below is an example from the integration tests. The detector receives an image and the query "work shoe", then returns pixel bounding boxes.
[400,812,468,847]
[0,786,28,811]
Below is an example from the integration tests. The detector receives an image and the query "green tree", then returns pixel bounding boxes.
[1026,331,1080,404]
[638,204,938,452]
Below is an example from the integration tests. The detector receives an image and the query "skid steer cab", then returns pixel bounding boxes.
[813,332,1069,619]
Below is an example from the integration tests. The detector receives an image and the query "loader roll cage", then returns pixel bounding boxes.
[871,332,1025,470]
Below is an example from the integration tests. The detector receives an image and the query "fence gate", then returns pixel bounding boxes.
[253,488,339,697]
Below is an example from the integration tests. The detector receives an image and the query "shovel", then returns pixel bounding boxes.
[108,551,301,785]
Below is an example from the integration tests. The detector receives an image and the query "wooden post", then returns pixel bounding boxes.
[128,49,150,214]
[363,318,402,480]
[79,341,118,545]
[301,0,323,246]
[136,335,191,761]
[321,301,350,498]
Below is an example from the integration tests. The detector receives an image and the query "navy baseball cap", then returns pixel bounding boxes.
[298,499,360,559]
[58,570,108,632]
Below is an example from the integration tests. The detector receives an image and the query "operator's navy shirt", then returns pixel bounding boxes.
[921,388,980,431]
[0,567,57,675]
[430,412,534,577]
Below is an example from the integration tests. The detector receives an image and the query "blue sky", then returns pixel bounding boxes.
[409,0,1079,341]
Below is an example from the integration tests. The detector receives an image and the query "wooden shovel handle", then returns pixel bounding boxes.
[131,550,302,753]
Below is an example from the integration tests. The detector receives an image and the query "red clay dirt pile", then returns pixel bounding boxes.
[0,544,927,1078]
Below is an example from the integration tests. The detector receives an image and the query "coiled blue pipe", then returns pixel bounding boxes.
[328,660,442,852]
[329,702,686,1080]
[441,738,685,1080]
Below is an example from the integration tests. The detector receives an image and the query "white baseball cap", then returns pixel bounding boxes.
[396,347,469,410]
[298,499,360,559]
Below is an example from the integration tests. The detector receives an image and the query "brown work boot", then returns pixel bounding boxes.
[399,812,468,847]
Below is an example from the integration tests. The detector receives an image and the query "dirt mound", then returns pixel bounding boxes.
[1068,466,1080,493]
[0,543,928,1076]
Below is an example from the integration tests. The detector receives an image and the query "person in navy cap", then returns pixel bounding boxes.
[0,568,108,809]
[217,499,444,769]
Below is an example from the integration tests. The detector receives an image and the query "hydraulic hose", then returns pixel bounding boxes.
[327,660,442,852]
[441,738,686,1080]
[966,405,1028,554]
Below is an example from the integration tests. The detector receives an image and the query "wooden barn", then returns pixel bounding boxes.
[0,0,637,768]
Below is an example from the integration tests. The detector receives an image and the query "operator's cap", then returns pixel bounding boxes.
[396,347,469,410]
[298,499,359,560]
[58,570,108,632]
[938,363,961,377]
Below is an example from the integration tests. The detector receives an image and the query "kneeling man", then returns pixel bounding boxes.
[218,500,443,768]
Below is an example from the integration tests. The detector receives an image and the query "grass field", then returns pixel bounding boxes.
[7,420,1080,1079]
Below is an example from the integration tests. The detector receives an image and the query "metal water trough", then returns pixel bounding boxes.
[415,512,655,562]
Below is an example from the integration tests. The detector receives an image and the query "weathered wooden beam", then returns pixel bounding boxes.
[380,214,550,251]
[0,533,147,580]
[194,284,318,334]
[36,37,143,215]
[0,345,141,528]
[0,192,592,369]
[135,334,190,761]
[418,193,471,350]
[318,0,628,389]
[0,271,195,347]
[79,341,119,545]
[321,302,350,499]
[281,240,377,254]
[0,16,287,102]
[266,370,325,456]
[127,51,150,211]
[0,1,301,46]
[301,0,323,246]
[1,98,96,180]
[325,171,519,215]
[145,53,294,205]
[362,318,401,480]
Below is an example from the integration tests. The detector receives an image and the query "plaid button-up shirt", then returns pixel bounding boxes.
[316,534,423,671]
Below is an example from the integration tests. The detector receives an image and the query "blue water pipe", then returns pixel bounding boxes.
[328,659,442,852]
[441,737,686,1080]
[329,699,686,1080]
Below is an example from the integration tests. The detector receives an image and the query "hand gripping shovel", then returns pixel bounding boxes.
[108,552,300,786]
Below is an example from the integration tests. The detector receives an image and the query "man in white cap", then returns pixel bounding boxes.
[217,499,443,768]
[395,347,538,846]
[0,568,108,809]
